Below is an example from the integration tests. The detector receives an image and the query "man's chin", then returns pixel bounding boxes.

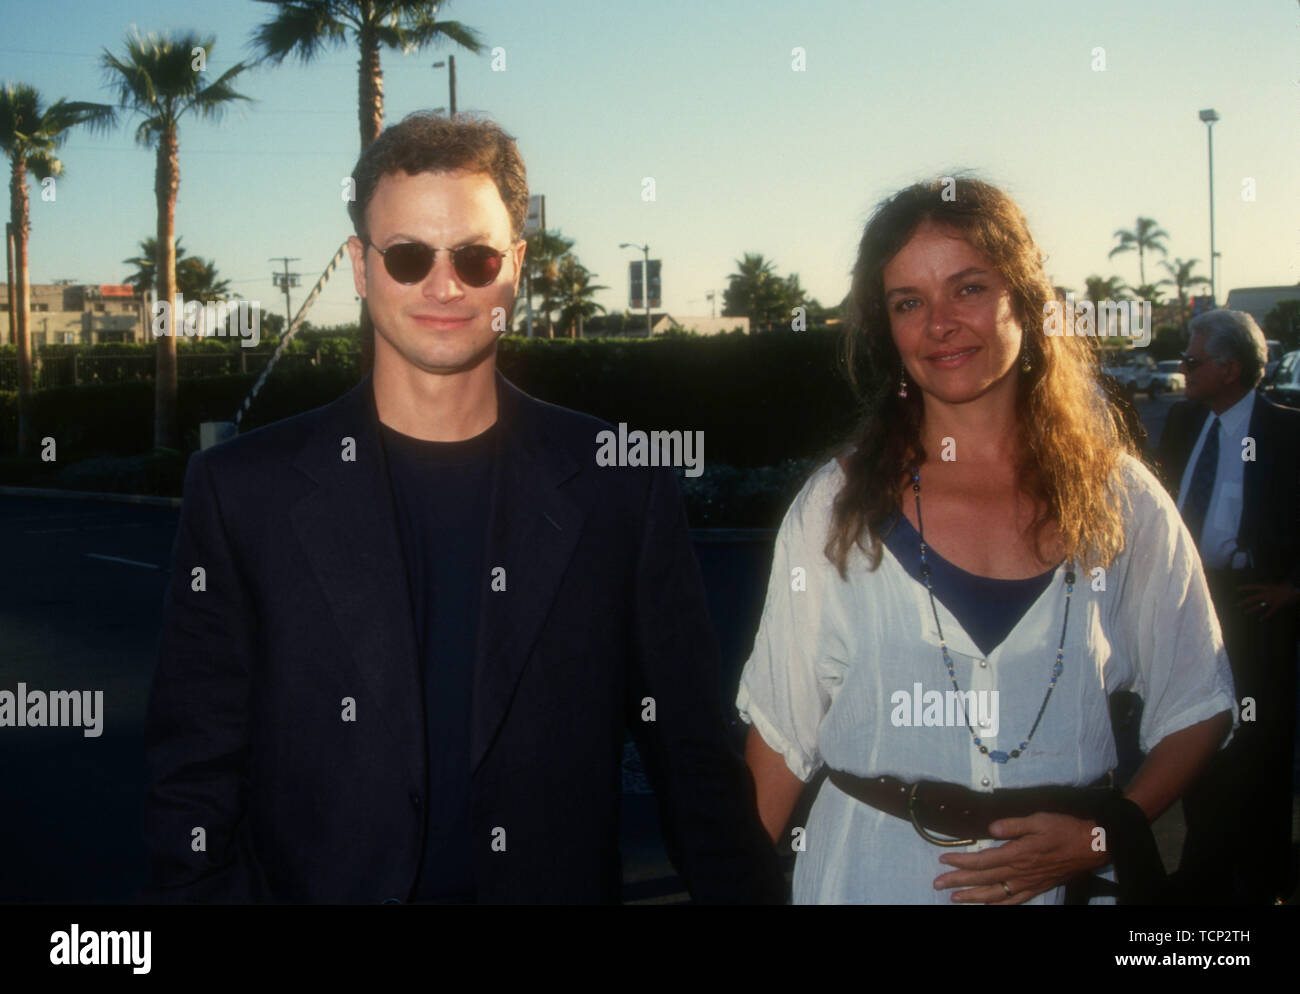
[408,339,498,376]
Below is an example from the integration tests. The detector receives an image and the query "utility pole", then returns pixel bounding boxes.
[620,242,653,337]
[434,56,457,117]
[269,257,301,336]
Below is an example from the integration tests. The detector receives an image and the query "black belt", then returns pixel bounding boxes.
[827,768,1168,904]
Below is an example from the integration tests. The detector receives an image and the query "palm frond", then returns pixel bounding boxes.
[250,0,350,64]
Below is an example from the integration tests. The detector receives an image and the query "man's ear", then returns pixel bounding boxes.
[347,235,368,299]
[1223,357,1243,387]
[510,238,527,296]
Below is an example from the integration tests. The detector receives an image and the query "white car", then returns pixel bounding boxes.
[1154,360,1185,393]
[1104,353,1163,396]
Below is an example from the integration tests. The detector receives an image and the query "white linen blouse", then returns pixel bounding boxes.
[736,453,1236,905]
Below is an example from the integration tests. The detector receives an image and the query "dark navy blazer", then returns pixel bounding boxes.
[142,370,782,904]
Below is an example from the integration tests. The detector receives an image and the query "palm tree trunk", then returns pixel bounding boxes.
[358,29,384,149]
[357,29,384,378]
[154,128,179,450]
[10,154,33,457]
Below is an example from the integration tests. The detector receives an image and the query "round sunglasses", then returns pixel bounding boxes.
[367,240,512,287]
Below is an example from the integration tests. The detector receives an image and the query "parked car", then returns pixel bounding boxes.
[1154,360,1185,393]
[1103,353,1163,397]
[1265,340,1283,382]
[1265,349,1300,409]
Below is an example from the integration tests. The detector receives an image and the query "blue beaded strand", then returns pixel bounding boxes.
[910,466,1074,765]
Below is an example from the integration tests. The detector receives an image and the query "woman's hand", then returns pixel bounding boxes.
[932,812,1109,904]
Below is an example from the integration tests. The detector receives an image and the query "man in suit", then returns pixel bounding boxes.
[141,111,783,904]
[1157,309,1300,904]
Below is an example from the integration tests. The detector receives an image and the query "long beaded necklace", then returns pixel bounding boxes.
[910,465,1075,763]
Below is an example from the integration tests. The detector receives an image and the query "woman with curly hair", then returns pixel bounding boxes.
[737,177,1234,904]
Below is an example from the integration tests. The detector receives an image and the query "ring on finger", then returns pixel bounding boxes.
[1001,881,1013,897]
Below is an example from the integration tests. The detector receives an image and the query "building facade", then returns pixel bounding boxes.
[3,283,146,347]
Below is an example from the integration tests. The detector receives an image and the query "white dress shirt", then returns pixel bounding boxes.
[1176,391,1256,570]
[737,454,1235,905]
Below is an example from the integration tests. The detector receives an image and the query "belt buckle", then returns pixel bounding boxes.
[907,781,976,847]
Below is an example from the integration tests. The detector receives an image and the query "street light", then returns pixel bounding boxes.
[620,242,652,337]
[1199,108,1219,304]
[433,57,457,117]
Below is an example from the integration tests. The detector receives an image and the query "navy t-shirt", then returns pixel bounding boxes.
[882,511,1056,657]
[379,417,499,903]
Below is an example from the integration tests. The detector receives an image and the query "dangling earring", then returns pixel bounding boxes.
[1021,349,1032,373]
[897,371,908,398]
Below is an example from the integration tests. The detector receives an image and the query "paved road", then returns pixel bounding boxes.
[1,390,1293,903]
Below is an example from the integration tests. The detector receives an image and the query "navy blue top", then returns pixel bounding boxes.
[380,417,499,903]
[882,512,1056,657]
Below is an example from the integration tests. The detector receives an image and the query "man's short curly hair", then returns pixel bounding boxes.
[347,111,528,242]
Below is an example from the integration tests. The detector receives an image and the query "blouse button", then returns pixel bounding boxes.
[978,659,988,669]
[980,777,991,787]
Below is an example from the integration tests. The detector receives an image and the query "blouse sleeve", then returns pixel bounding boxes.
[1108,456,1237,753]
[736,465,845,782]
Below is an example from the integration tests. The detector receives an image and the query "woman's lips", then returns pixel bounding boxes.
[925,346,979,368]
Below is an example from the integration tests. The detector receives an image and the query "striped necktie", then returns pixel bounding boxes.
[1181,416,1219,546]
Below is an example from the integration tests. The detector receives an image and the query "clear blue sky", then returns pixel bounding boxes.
[4,0,1297,328]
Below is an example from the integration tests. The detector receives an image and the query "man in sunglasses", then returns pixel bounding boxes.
[1156,309,1300,904]
[143,110,782,905]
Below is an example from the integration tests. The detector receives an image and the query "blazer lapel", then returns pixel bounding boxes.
[289,375,424,786]
[1238,394,1273,553]
[470,372,585,773]
[1169,402,1211,502]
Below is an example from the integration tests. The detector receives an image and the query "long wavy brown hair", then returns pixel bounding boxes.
[825,177,1136,578]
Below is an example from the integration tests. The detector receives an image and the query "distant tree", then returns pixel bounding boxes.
[1108,217,1169,288]
[518,229,573,337]
[123,237,186,296]
[1084,275,1128,309]
[176,256,231,302]
[1263,298,1300,351]
[102,29,251,449]
[552,255,607,338]
[125,238,231,303]
[724,253,807,332]
[0,82,115,456]
[1156,257,1210,328]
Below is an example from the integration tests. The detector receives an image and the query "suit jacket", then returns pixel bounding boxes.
[1155,393,1300,587]
[142,370,783,904]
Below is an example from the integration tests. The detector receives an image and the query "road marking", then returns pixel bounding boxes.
[85,553,160,570]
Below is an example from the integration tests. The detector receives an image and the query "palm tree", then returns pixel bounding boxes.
[1083,275,1128,311]
[552,255,607,338]
[1,83,114,456]
[724,253,785,331]
[1156,257,1210,327]
[1107,217,1169,288]
[521,229,573,338]
[125,237,231,302]
[123,237,187,296]
[177,256,232,303]
[251,0,484,149]
[102,30,251,450]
